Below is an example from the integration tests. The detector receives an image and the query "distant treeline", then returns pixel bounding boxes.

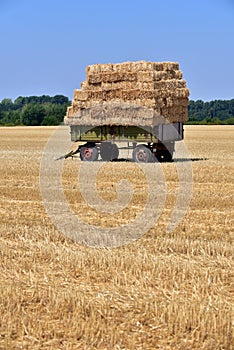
[0,95,70,126]
[0,95,234,125]
[188,99,234,125]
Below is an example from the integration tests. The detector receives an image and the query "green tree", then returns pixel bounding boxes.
[14,96,27,109]
[44,104,67,123]
[0,110,5,123]
[21,104,46,125]
[51,95,69,104]
[0,98,14,111]
[225,117,234,125]
[41,115,59,125]
[0,110,21,125]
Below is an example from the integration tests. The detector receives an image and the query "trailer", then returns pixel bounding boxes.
[68,122,184,162]
[64,61,189,162]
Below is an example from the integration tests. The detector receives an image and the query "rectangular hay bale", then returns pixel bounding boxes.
[73,89,89,101]
[87,72,138,84]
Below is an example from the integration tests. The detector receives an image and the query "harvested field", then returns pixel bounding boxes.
[0,125,233,349]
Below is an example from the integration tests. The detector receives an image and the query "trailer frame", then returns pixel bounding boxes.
[68,122,184,162]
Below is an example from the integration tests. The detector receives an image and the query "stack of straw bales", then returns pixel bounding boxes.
[64,61,190,126]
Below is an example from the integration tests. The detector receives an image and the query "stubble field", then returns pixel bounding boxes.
[0,125,233,349]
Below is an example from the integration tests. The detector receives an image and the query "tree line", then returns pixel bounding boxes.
[188,99,234,124]
[0,95,70,126]
[0,95,234,125]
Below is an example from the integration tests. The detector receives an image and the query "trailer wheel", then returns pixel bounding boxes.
[132,145,154,163]
[100,142,119,161]
[80,146,98,161]
[156,150,173,162]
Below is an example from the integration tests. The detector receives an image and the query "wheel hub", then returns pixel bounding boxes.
[83,148,93,160]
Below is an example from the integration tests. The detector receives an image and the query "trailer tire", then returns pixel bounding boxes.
[100,142,119,161]
[156,150,173,162]
[80,145,98,161]
[132,145,154,163]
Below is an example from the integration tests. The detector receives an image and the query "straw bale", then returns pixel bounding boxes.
[131,61,154,72]
[105,90,123,100]
[87,72,138,84]
[140,99,157,109]
[88,83,102,90]
[88,100,102,108]
[131,61,179,72]
[137,71,156,82]
[159,70,183,80]
[136,82,154,90]
[166,97,174,107]
[101,82,112,91]
[156,87,189,99]
[153,89,168,99]
[136,70,183,82]
[88,90,106,100]
[101,82,114,91]
[154,71,169,81]
[86,64,102,74]
[170,70,183,79]
[171,97,189,107]
[120,89,153,101]
[99,63,113,72]
[154,97,165,108]
[162,62,180,71]
[80,81,86,89]
[121,89,134,101]
[131,61,178,72]
[73,89,89,101]
[86,63,113,74]
[111,63,123,72]
[138,90,157,100]
[66,106,73,117]
[112,62,133,72]
[107,72,138,83]
[113,81,123,90]
[154,79,187,90]
[145,79,186,93]
[114,81,139,90]
[101,82,139,91]
[178,97,189,108]
[153,62,164,71]
[73,105,82,114]
[181,97,189,106]
[72,100,88,109]
[160,106,188,122]
[174,88,190,98]
[87,74,102,84]
[160,107,176,119]
[150,81,166,90]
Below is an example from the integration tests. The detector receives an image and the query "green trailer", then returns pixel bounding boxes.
[67,122,184,162]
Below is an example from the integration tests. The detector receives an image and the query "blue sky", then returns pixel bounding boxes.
[0,0,233,102]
